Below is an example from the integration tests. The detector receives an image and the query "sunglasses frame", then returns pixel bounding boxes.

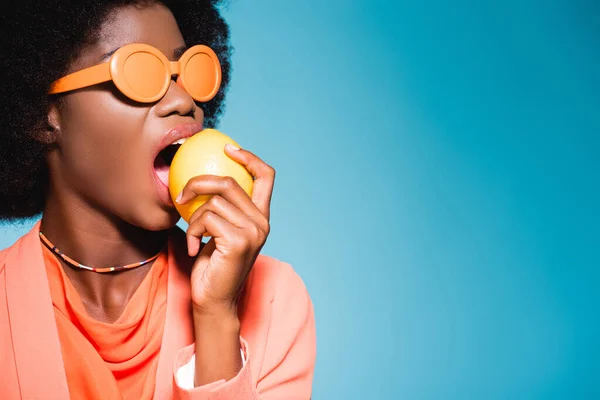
[48,43,222,103]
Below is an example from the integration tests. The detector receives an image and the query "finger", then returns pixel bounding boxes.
[189,195,266,251]
[224,144,275,221]
[177,175,268,229]
[186,210,239,257]
[188,194,252,231]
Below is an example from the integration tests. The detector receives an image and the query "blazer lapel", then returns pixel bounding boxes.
[5,220,70,399]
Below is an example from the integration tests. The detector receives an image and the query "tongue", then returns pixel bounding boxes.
[154,155,170,187]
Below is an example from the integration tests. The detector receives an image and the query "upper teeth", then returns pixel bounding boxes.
[171,138,187,145]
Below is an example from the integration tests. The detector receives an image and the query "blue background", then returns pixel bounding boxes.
[1,0,599,398]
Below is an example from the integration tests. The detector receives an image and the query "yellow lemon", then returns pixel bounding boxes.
[168,129,254,222]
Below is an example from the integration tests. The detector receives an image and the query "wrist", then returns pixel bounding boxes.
[193,298,238,318]
[193,306,240,332]
[192,307,242,386]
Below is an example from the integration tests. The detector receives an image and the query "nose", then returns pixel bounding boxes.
[153,76,197,118]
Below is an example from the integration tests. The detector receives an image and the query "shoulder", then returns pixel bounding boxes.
[239,254,314,340]
[0,248,8,272]
[0,234,26,274]
[0,234,20,261]
[247,254,311,306]
[0,220,42,274]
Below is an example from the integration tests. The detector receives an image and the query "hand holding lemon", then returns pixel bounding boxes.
[168,128,275,317]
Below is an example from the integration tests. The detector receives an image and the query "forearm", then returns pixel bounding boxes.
[192,311,243,387]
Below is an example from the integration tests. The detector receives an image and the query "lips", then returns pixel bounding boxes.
[152,121,203,204]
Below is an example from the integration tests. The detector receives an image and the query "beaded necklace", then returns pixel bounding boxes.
[39,231,161,273]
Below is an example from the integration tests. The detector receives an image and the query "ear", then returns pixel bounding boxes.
[34,102,62,144]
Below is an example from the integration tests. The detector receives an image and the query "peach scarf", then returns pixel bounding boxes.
[42,243,168,400]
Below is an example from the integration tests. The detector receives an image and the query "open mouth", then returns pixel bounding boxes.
[153,142,182,187]
[152,121,202,194]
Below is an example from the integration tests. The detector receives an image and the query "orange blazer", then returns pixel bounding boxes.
[0,220,316,399]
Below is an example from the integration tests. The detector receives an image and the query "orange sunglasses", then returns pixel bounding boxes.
[49,43,222,103]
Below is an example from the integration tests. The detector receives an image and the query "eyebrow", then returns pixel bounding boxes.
[99,44,189,61]
[173,45,189,59]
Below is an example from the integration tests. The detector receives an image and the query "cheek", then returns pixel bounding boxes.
[60,93,150,199]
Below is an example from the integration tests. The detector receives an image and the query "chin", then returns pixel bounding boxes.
[133,209,181,232]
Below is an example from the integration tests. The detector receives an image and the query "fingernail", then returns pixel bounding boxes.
[176,191,183,204]
[226,143,240,151]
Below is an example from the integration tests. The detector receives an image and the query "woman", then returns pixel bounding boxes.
[0,1,316,399]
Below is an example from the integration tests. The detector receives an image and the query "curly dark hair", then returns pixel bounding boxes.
[0,0,232,221]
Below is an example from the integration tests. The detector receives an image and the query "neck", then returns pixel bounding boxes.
[41,202,167,269]
[41,191,169,322]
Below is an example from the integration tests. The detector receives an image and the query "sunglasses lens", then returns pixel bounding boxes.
[182,52,220,100]
[123,52,168,100]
